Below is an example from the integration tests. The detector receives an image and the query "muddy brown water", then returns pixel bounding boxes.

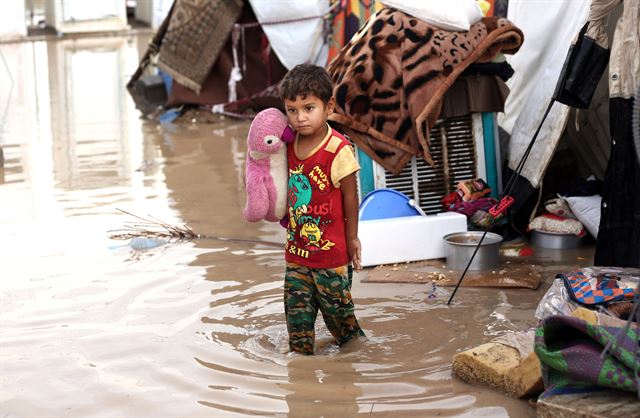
[0,35,549,417]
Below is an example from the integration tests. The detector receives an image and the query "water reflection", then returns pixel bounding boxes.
[0,35,173,222]
[47,38,132,188]
[283,357,361,417]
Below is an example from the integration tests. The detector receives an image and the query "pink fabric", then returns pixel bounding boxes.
[243,108,292,222]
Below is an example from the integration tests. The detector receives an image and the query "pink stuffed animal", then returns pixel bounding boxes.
[243,108,295,222]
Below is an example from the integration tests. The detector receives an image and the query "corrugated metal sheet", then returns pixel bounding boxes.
[385,115,478,214]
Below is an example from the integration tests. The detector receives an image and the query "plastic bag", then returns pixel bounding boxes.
[535,278,580,321]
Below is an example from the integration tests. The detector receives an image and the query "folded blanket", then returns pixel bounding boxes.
[327,9,523,175]
[534,315,640,397]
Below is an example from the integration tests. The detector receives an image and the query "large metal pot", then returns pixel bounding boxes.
[443,231,503,271]
[530,230,581,249]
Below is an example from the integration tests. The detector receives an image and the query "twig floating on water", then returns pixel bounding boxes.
[108,208,199,240]
[108,208,282,248]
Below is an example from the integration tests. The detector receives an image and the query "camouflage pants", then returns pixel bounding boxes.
[284,262,365,355]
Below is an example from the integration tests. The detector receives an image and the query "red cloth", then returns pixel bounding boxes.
[285,130,350,268]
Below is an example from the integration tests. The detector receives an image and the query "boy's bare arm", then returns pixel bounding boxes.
[340,173,362,271]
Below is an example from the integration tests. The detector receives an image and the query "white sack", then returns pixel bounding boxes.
[564,195,602,238]
[380,0,482,31]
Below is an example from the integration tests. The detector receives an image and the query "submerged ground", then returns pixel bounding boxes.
[0,34,593,417]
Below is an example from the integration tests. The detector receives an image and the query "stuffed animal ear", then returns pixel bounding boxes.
[281,126,295,143]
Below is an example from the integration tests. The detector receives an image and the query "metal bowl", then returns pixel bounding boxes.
[530,230,581,249]
[443,231,503,271]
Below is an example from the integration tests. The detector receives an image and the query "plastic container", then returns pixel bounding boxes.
[443,231,503,271]
[359,189,422,220]
[360,212,467,266]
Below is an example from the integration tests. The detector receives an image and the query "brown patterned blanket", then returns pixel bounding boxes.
[327,8,523,174]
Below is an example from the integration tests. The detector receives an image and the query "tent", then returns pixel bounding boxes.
[148,0,379,116]
[130,0,639,267]
[130,0,523,213]
[498,0,609,200]
[498,0,639,267]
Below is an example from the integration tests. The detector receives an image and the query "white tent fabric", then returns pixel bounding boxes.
[498,0,590,188]
[379,0,482,31]
[0,1,27,38]
[248,0,329,70]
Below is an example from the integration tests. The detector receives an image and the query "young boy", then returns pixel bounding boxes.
[279,64,365,355]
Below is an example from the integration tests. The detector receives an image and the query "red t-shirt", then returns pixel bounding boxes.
[285,128,357,268]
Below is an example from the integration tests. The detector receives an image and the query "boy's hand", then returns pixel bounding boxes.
[340,173,362,272]
[347,237,362,271]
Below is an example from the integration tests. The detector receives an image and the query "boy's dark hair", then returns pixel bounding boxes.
[279,64,334,104]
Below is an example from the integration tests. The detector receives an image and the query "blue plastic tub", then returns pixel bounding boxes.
[358,189,422,220]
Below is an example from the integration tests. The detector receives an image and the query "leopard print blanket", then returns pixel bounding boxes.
[327,8,523,174]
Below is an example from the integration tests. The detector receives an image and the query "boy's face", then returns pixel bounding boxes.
[284,95,335,142]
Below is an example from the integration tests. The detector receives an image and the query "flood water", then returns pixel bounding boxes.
[1,35,539,417]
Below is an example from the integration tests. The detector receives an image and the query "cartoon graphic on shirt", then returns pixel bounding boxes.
[299,218,336,251]
[286,164,335,253]
[287,165,311,235]
[288,165,312,211]
[300,220,321,246]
